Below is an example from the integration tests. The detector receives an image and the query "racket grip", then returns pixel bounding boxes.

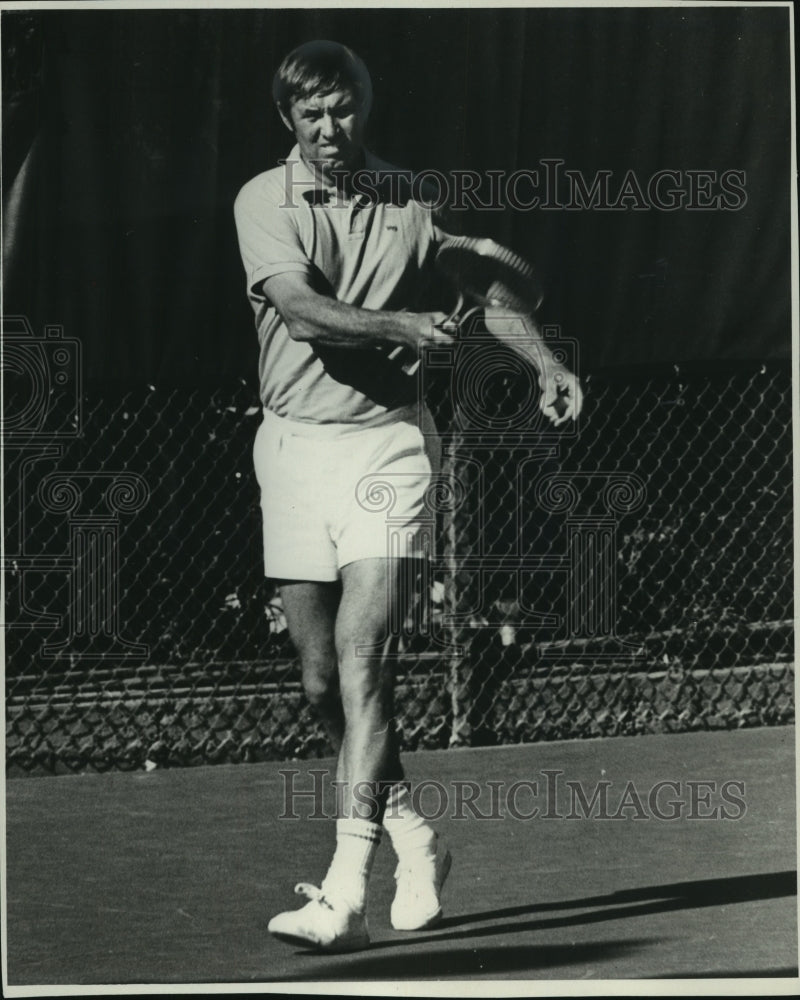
[441,292,465,327]
[436,294,482,332]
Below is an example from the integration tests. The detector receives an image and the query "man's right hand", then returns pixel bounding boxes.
[411,311,458,350]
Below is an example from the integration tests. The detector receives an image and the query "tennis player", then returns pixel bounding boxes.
[234,40,582,952]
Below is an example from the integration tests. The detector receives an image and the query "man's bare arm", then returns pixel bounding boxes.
[262,271,453,352]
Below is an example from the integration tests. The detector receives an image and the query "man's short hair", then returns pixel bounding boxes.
[272,40,372,113]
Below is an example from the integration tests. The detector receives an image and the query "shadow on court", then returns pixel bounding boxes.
[427,869,798,933]
[282,939,656,980]
[278,871,798,981]
[281,950,797,984]
[5,726,798,985]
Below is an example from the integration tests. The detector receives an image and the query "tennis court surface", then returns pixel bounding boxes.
[5,726,797,987]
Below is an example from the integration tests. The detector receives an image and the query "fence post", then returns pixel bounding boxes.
[443,425,485,747]
[443,428,469,746]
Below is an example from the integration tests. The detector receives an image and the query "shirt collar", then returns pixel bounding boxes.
[284,144,383,204]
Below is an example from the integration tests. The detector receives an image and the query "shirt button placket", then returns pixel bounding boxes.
[349,196,366,238]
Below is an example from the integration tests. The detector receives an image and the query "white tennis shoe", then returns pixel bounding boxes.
[390,840,452,931]
[268,883,370,952]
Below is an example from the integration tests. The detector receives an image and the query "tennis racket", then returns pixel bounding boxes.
[434,235,544,329]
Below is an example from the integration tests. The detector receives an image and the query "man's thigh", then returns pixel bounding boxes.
[278,579,340,670]
[336,557,424,655]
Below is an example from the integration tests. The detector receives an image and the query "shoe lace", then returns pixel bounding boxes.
[393,863,421,907]
[294,883,334,909]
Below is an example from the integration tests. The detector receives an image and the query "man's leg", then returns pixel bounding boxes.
[290,556,403,936]
[333,558,451,932]
[268,578,368,951]
[334,557,406,819]
[268,559,448,950]
[278,580,345,753]
[268,558,415,950]
[278,580,348,813]
[268,561,400,951]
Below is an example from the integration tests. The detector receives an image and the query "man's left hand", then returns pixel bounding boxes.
[540,366,584,426]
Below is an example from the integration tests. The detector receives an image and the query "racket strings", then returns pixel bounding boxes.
[435,236,543,316]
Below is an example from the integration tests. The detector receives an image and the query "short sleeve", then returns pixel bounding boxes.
[233,172,312,298]
[431,201,466,242]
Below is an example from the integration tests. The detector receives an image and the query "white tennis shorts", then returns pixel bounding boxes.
[253,404,441,582]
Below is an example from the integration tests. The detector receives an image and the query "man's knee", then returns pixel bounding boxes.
[300,654,339,711]
[337,655,394,719]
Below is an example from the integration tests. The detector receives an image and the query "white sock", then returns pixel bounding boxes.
[383,784,437,863]
[321,817,382,912]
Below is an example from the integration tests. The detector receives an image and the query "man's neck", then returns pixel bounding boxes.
[302,150,368,194]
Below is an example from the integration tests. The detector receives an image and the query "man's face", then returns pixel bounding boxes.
[279,87,367,182]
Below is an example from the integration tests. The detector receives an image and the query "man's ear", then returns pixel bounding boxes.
[277,103,295,134]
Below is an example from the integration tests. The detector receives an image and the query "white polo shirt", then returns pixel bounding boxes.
[234,146,440,425]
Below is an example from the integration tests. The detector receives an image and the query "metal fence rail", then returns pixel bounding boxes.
[3,322,794,773]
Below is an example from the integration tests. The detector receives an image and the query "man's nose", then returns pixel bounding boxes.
[319,114,340,140]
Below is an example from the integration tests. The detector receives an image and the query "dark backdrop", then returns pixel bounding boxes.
[1,6,792,384]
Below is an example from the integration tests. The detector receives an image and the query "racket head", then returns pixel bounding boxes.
[435,236,544,314]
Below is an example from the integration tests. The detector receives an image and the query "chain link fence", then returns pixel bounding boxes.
[3,315,794,774]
